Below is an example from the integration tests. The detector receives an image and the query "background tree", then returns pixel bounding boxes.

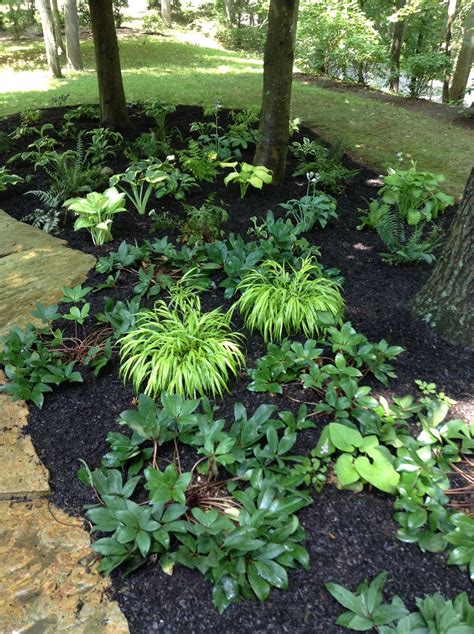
[88,0,128,128]
[64,0,83,70]
[412,168,473,349]
[253,0,299,184]
[161,0,172,27]
[442,0,458,101]
[449,0,474,102]
[389,0,406,92]
[51,0,64,52]
[36,0,62,78]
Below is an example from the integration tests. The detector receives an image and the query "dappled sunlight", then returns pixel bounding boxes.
[0,68,61,94]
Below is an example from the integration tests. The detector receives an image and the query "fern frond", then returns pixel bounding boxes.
[377,207,404,252]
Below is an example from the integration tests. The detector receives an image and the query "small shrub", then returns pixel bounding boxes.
[118,294,245,398]
[234,257,344,341]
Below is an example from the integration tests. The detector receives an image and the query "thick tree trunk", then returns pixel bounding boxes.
[412,168,474,349]
[51,0,64,52]
[88,0,129,129]
[449,1,474,103]
[36,0,62,78]
[64,0,83,71]
[442,0,457,102]
[161,0,172,27]
[253,0,299,185]
[389,0,406,93]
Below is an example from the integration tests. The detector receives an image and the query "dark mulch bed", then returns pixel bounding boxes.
[1,105,472,633]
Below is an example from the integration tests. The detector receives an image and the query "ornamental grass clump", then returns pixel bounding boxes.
[118,296,245,398]
[235,257,344,342]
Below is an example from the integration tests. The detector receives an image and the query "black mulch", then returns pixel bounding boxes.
[1,104,472,633]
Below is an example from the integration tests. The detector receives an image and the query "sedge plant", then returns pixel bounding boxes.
[118,286,245,398]
[234,257,344,342]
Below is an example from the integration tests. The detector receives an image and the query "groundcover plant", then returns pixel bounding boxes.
[0,102,472,626]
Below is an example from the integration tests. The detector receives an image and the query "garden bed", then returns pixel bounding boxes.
[1,104,472,633]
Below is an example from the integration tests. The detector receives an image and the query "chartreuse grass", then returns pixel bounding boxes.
[0,35,471,196]
[118,295,244,398]
[235,257,344,342]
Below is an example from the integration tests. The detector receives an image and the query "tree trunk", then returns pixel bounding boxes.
[51,0,64,52]
[412,168,474,349]
[64,0,83,71]
[253,0,299,185]
[449,1,474,103]
[161,0,172,27]
[442,0,457,102]
[223,0,235,26]
[88,0,129,129]
[36,0,62,78]
[408,27,424,98]
[389,0,406,93]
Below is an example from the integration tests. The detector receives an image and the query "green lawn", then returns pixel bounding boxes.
[0,35,471,196]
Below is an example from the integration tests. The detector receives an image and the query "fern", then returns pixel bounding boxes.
[24,188,64,234]
[376,206,405,252]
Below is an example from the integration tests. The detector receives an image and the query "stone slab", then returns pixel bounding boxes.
[0,371,50,499]
[0,498,129,633]
[0,209,95,338]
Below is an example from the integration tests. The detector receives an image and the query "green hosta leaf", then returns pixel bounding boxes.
[354,449,399,494]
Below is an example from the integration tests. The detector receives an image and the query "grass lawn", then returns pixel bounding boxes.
[0,34,471,196]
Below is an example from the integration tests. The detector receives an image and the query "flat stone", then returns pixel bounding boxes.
[0,372,50,499]
[0,499,129,633]
[0,210,95,338]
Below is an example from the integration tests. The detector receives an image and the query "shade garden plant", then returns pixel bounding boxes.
[0,102,472,632]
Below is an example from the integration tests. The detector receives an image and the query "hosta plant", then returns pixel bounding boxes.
[234,257,344,341]
[222,161,272,198]
[64,187,127,245]
[118,295,245,398]
[0,166,23,191]
[109,161,171,215]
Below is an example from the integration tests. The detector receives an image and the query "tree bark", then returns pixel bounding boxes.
[412,168,474,349]
[389,0,406,93]
[253,0,299,185]
[442,0,457,102]
[161,0,172,27]
[449,0,474,103]
[36,0,62,78]
[88,0,129,129]
[223,0,235,27]
[64,0,83,71]
[51,0,65,52]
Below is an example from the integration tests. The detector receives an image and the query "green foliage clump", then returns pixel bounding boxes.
[118,293,245,398]
[79,394,312,612]
[326,571,474,632]
[0,166,22,191]
[358,164,453,264]
[222,161,272,198]
[64,186,127,245]
[181,197,228,243]
[235,257,344,341]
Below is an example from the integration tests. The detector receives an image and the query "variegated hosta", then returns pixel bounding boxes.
[234,257,344,342]
[118,297,245,398]
[64,186,127,245]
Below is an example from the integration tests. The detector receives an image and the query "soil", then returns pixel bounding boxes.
[1,105,473,633]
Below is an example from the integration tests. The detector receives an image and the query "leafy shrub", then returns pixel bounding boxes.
[64,187,127,245]
[0,166,22,192]
[358,165,453,265]
[181,197,228,243]
[403,52,451,99]
[296,0,385,82]
[326,571,474,632]
[142,11,164,33]
[235,257,344,341]
[0,323,83,408]
[79,394,312,611]
[222,162,272,198]
[216,25,267,53]
[118,293,245,398]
